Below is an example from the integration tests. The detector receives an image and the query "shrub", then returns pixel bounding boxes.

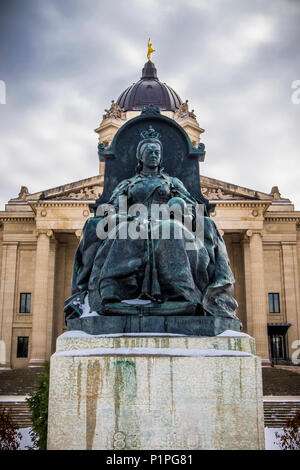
[275,411,300,450]
[26,361,50,450]
[0,408,22,450]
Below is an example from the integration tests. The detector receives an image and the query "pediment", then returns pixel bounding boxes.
[9,173,277,206]
[41,175,104,201]
[10,175,104,203]
[200,175,274,201]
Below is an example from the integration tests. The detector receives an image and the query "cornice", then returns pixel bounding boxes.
[30,201,90,208]
[95,119,124,134]
[0,215,35,222]
[213,200,271,209]
[265,213,300,222]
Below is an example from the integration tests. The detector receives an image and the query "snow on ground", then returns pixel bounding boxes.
[264,396,300,402]
[0,395,29,402]
[18,428,37,450]
[265,428,284,450]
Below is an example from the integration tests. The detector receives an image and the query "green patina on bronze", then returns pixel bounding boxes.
[64,106,241,336]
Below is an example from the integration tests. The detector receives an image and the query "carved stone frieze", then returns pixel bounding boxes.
[52,186,102,200]
[202,186,242,200]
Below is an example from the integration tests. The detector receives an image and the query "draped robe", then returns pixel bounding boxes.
[64,172,239,322]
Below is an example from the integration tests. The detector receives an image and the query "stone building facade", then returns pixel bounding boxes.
[1,61,300,368]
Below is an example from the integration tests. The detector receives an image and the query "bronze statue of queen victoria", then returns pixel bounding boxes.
[65,110,241,336]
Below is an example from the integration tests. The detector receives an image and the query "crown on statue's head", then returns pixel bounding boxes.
[140,125,161,141]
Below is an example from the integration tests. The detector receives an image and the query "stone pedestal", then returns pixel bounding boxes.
[47,331,265,450]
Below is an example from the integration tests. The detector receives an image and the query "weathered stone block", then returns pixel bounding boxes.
[47,331,265,450]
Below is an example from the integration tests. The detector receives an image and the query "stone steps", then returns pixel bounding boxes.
[0,401,32,428]
[262,367,300,396]
[263,401,300,427]
[0,367,43,395]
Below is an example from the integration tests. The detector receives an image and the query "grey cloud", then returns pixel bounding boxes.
[0,0,299,209]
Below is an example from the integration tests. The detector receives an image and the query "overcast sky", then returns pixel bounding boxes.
[0,0,299,209]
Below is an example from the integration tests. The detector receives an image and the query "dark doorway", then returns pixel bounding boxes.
[268,324,291,364]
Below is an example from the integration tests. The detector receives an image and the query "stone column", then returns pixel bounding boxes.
[281,242,300,358]
[29,230,55,365]
[45,238,57,358]
[242,237,252,336]
[52,242,66,353]
[246,230,269,361]
[0,242,18,367]
[232,239,247,330]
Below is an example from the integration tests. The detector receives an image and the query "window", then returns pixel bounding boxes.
[19,293,31,313]
[17,336,29,358]
[268,293,280,313]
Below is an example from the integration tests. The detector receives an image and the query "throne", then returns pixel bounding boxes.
[66,106,240,336]
[90,105,212,214]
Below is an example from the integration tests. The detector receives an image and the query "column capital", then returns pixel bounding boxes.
[35,229,54,239]
[244,229,263,240]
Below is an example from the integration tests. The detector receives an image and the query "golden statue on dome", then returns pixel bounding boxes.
[147,38,155,61]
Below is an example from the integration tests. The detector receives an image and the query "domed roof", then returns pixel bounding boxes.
[116,61,182,112]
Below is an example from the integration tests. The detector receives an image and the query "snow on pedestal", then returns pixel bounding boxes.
[47,331,265,450]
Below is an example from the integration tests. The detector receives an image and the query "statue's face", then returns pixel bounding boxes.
[141,142,161,170]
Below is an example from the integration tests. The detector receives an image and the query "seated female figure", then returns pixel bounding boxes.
[65,127,238,323]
